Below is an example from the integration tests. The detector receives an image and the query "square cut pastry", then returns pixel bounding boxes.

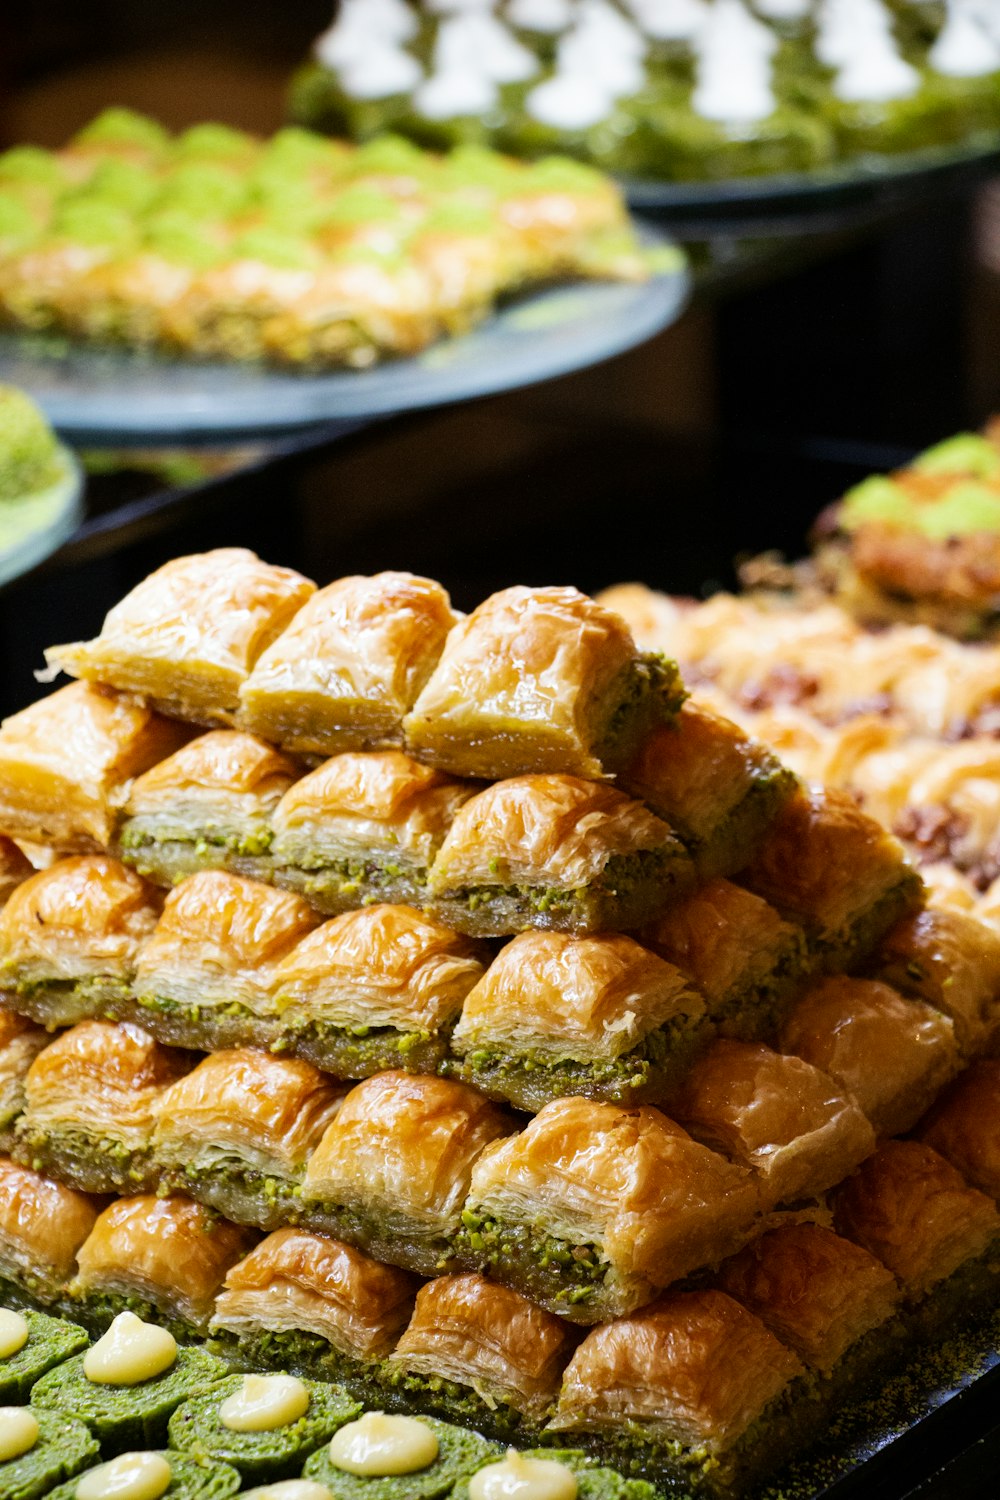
[12,1019,189,1194]
[151,1048,347,1230]
[454,1096,760,1324]
[119,730,302,887]
[619,702,798,879]
[0,837,34,905]
[268,751,475,914]
[0,1156,102,1306]
[0,856,162,1028]
[779,975,960,1138]
[209,1227,419,1384]
[671,1041,876,1210]
[386,1273,576,1440]
[428,775,695,938]
[46,548,315,727]
[238,572,459,755]
[300,1071,513,1278]
[449,931,709,1111]
[0,1013,47,1151]
[919,1061,1000,1200]
[271,905,486,1079]
[129,870,319,1051]
[0,682,190,851]
[68,1194,258,1338]
[547,1289,804,1495]
[738,786,923,972]
[871,908,1000,1057]
[641,879,808,1041]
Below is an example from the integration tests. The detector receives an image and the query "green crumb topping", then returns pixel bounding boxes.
[0,146,66,187]
[84,158,159,211]
[840,476,915,530]
[142,213,225,270]
[421,201,496,234]
[0,1309,88,1403]
[0,196,38,249]
[518,155,606,194]
[0,386,64,502]
[912,434,1000,479]
[323,186,406,225]
[281,1016,447,1079]
[453,1214,611,1311]
[0,1411,99,1500]
[443,145,520,190]
[352,135,431,176]
[303,1414,500,1500]
[231,229,318,270]
[914,483,1000,539]
[43,1450,242,1500]
[174,123,257,160]
[74,108,171,152]
[154,163,247,220]
[50,196,137,249]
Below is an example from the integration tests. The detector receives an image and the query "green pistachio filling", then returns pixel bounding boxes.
[43,1450,242,1500]
[160,1154,305,1234]
[74,108,171,152]
[0,1411,99,1500]
[453,1214,614,1313]
[174,123,257,161]
[0,1309,88,1403]
[0,385,64,501]
[912,433,1000,479]
[0,146,68,188]
[1,973,132,1027]
[303,1413,500,1500]
[273,855,426,913]
[452,1451,662,1500]
[62,1286,214,1345]
[12,1123,156,1195]
[278,1017,449,1080]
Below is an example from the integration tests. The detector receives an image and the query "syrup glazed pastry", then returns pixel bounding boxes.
[300,1071,513,1277]
[871,907,1000,1058]
[454,1096,760,1325]
[238,573,459,757]
[42,1450,242,1500]
[0,837,34,905]
[0,1157,102,1307]
[0,1013,47,1151]
[0,1410,99,1500]
[271,905,486,1080]
[209,1227,419,1385]
[303,1410,501,1500]
[268,752,475,916]
[448,930,708,1112]
[0,1306,88,1403]
[0,856,162,1028]
[68,1195,258,1338]
[427,775,695,938]
[152,1050,347,1230]
[46,549,316,728]
[119,730,302,888]
[402,585,685,781]
[0,682,190,852]
[128,871,319,1051]
[12,1019,190,1194]
[919,1060,1000,1201]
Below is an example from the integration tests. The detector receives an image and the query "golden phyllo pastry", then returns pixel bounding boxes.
[239,572,458,755]
[403,585,684,780]
[13,1019,189,1193]
[269,750,474,914]
[70,1194,257,1336]
[0,1013,47,1150]
[0,1156,102,1304]
[428,775,694,938]
[119,729,301,887]
[272,905,486,1078]
[671,1041,875,1209]
[129,870,319,1050]
[779,975,959,1138]
[0,682,190,851]
[456,1096,760,1324]
[300,1071,513,1276]
[152,1048,346,1230]
[0,837,34,905]
[449,930,708,1111]
[0,855,161,1027]
[919,1061,1000,1200]
[872,907,1000,1057]
[46,548,315,726]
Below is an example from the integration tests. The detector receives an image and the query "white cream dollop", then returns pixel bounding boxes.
[525,72,617,128]
[75,1453,172,1500]
[219,1374,310,1433]
[815,0,894,70]
[434,14,540,81]
[239,1484,334,1500]
[506,0,575,32]
[626,0,709,43]
[338,47,424,100]
[833,37,921,101]
[691,0,778,123]
[328,1412,440,1477]
[414,68,500,118]
[469,1451,579,1500]
[929,7,1000,77]
[83,1313,177,1388]
[755,0,812,18]
[315,0,418,66]
[0,1408,38,1463]
[0,1308,29,1360]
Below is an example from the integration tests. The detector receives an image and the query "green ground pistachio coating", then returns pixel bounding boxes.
[43,1449,242,1500]
[0,1308,88,1402]
[451,1449,662,1500]
[303,1413,500,1500]
[0,1411,99,1500]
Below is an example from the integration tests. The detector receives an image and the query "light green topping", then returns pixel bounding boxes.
[913,433,1000,479]
[50,196,137,248]
[232,228,318,269]
[0,195,38,249]
[73,107,171,152]
[323,186,405,225]
[154,162,247,219]
[518,154,606,194]
[443,144,518,190]
[142,212,224,269]
[330,242,407,270]
[261,126,349,174]
[352,134,432,176]
[840,475,916,530]
[83,158,159,211]
[422,199,496,234]
[0,385,64,502]
[0,146,66,187]
[175,122,257,160]
[914,482,1000,539]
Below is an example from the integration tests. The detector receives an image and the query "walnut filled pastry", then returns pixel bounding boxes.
[428,775,695,938]
[871,907,1000,1057]
[0,682,190,851]
[455,1096,760,1324]
[0,856,162,1028]
[152,1049,347,1230]
[119,730,302,887]
[0,1156,102,1306]
[919,1061,1000,1200]
[272,905,486,1079]
[12,1019,189,1193]
[449,931,708,1111]
[403,585,685,780]
[268,751,475,914]
[46,548,315,727]
[0,1013,47,1151]
[300,1071,513,1277]
[238,572,459,755]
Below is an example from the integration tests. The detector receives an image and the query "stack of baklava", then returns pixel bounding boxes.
[1,548,1000,1498]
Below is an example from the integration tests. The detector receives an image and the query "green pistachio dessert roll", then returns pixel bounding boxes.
[302,1411,500,1500]
[0,1307,88,1402]
[43,1449,242,1500]
[451,1449,662,1500]
[0,1410,99,1500]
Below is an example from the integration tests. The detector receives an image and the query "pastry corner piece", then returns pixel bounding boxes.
[870,906,1000,1058]
[403,585,685,780]
[918,1059,1000,1200]
[0,1011,48,1152]
[428,775,695,937]
[45,548,315,727]
[0,1156,102,1308]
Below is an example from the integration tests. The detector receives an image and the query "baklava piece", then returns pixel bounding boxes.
[46,549,315,727]
[119,730,301,887]
[129,871,318,1050]
[428,776,695,938]
[0,1014,47,1150]
[0,856,161,1028]
[738,786,923,972]
[642,879,809,1041]
[0,1157,101,1307]
[44,1451,242,1500]
[0,1412,98,1500]
[455,1097,760,1324]
[619,702,798,879]
[238,572,458,755]
[919,1061,1000,1200]
[672,1041,875,1210]
[300,1071,512,1277]
[0,1307,88,1403]
[209,1227,418,1386]
[871,907,1000,1057]
[12,1019,189,1193]
[0,682,189,851]
[403,585,684,780]
[0,837,34,904]
[269,751,474,914]
[152,1049,346,1230]
[272,905,485,1078]
[449,931,708,1111]
[779,975,960,1138]
[68,1195,257,1338]
[304,1413,500,1500]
